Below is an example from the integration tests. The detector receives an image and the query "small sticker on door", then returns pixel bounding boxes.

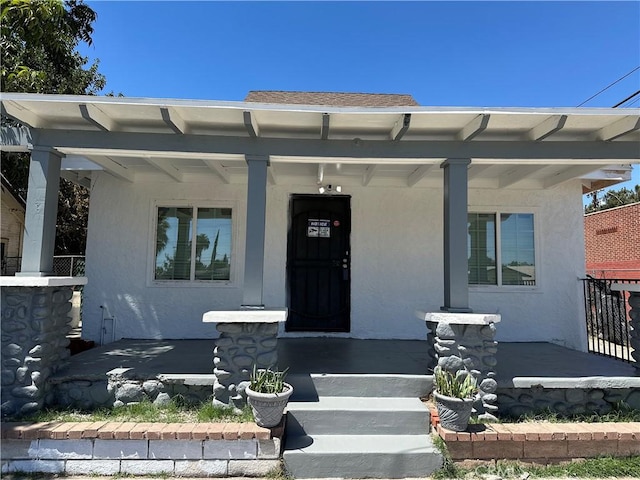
[308,219,331,238]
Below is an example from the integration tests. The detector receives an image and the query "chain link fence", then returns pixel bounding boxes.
[52,255,86,276]
[2,256,85,278]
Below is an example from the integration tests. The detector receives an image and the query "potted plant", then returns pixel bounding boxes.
[245,365,293,428]
[433,366,477,432]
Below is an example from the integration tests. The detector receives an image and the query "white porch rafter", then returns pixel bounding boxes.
[1,92,637,313]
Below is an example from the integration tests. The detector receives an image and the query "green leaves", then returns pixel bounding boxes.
[0,0,105,256]
[434,367,477,399]
[1,0,105,94]
[250,365,289,394]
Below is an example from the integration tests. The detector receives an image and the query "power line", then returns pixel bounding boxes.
[576,66,640,107]
[613,89,640,108]
[627,97,640,107]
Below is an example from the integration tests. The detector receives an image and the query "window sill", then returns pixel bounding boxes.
[469,285,542,294]
[147,280,237,288]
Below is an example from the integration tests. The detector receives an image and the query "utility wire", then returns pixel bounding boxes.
[627,97,640,107]
[576,66,640,107]
[612,89,640,108]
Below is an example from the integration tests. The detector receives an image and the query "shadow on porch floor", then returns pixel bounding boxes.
[56,338,639,384]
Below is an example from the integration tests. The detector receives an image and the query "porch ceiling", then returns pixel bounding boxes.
[1,93,638,190]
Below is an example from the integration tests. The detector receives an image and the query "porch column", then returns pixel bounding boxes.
[441,158,471,312]
[242,154,269,307]
[18,147,63,276]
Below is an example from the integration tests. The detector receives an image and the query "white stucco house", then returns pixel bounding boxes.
[1,91,638,351]
[1,173,25,275]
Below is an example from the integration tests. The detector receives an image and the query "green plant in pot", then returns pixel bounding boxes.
[245,365,293,428]
[433,366,477,432]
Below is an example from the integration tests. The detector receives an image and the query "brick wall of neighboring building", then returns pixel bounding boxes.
[584,202,640,280]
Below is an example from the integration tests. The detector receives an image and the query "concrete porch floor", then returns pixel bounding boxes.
[55,338,639,386]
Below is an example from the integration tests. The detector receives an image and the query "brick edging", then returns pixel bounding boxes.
[436,422,640,461]
[1,420,284,477]
[1,421,282,441]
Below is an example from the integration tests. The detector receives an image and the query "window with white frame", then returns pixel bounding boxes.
[154,206,232,282]
[468,212,536,286]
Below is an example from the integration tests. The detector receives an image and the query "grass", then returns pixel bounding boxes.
[265,460,295,479]
[432,427,640,479]
[432,434,640,479]
[426,397,640,425]
[501,402,640,424]
[7,397,254,424]
[433,456,640,479]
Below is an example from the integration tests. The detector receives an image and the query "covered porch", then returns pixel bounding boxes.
[52,337,640,379]
[2,93,639,418]
[49,338,640,415]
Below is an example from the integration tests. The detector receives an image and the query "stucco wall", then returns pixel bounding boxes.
[1,189,25,258]
[83,172,587,349]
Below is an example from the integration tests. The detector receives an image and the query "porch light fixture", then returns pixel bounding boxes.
[318,184,342,194]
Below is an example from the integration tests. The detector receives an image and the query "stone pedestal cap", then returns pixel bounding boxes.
[202,308,288,323]
[415,310,501,325]
[0,276,88,287]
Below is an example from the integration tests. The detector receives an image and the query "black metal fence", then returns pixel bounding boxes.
[1,256,21,276]
[582,276,638,362]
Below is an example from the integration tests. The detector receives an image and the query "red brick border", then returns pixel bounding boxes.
[436,422,640,462]
[1,420,281,441]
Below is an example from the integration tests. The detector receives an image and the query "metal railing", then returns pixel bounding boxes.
[582,276,639,362]
[1,256,85,277]
[52,255,86,277]
[1,256,21,276]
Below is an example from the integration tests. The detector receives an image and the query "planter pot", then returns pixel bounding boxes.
[433,391,474,432]
[246,383,294,428]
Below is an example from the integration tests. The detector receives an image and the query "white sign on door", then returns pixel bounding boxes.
[308,219,331,238]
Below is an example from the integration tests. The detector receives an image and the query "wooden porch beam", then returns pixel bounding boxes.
[79,104,115,131]
[31,128,640,160]
[321,113,330,140]
[362,165,377,186]
[498,165,542,188]
[243,111,259,138]
[407,164,434,187]
[543,165,600,189]
[595,116,640,141]
[160,107,187,134]
[457,114,490,141]
[527,115,567,141]
[88,155,135,183]
[268,165,277,185]
[390,114,411,141]
[202,159,231,184]
[2,101,44,128]
[144,157,183,182]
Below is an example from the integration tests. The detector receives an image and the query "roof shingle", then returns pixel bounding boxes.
[244,90,419,107]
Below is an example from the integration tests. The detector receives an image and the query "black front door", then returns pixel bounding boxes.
[286,195,351,332]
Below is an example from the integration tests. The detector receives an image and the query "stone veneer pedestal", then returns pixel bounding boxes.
[417,310,501,419]
[611,283,640,368]
[1,276,87,417]
[203,309,287,409]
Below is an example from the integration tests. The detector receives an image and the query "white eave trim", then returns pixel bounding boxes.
[2,91,639,116]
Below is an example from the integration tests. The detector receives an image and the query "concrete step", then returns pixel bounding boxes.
[287,373,432,400]
[286,396,430,435]
[283,434,443,479]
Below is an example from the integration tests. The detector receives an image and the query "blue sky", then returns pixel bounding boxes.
[80,1,639,193]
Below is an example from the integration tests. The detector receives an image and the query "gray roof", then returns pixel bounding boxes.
[244,91,420,107]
